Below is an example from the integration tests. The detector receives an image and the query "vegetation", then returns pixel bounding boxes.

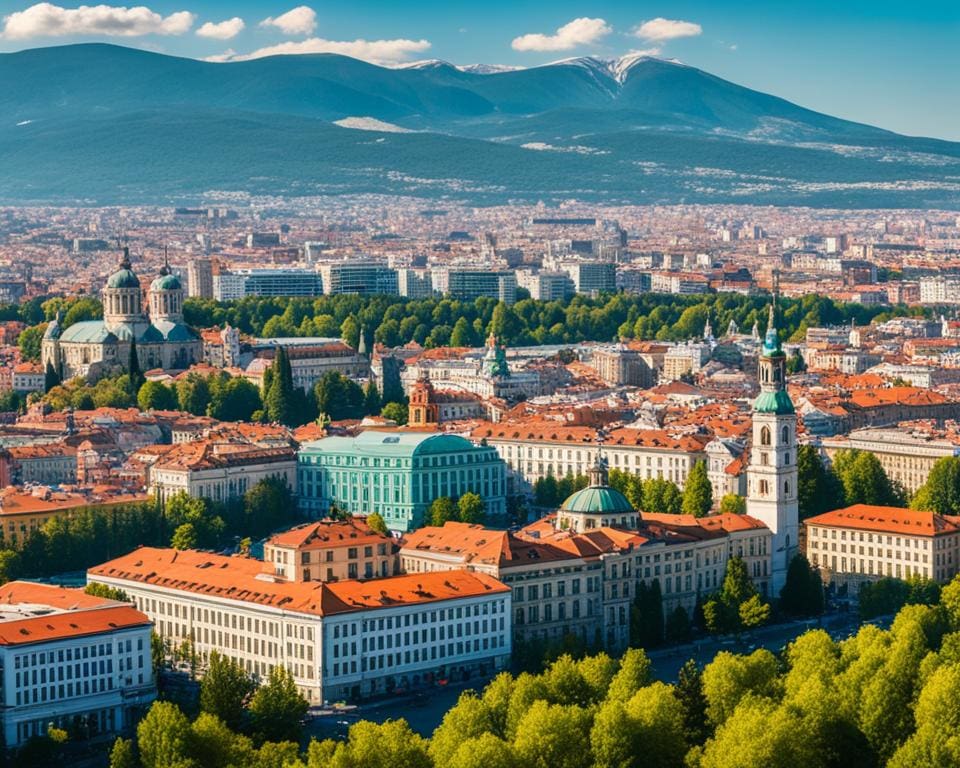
[702,557,771,635]
[779,554,825,618]
[682,461,713,518]
[912,456,960,515]
[797,446,904,519]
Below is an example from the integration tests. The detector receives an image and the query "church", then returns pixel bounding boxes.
[42,249,201,381]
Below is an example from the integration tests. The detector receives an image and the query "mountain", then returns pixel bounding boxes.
[0,43,958,207]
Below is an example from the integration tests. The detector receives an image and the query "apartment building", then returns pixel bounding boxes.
[821,427,960,495]
[470,423,708,492]
[140,440,297,503]
[89,548,511,703]
[263,518,400,582]
[248,338,370,392]
[805,504,960,592]
[0,582,154,748]
[318,262,399,296]
[7,443,78,485]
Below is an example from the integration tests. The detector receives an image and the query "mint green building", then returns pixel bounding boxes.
[297,432,507,532]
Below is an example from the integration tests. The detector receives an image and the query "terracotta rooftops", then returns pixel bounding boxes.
[805,504,960,537]
[89,547,508,616]
[0,581,149,647]
[0,487,149,517]
[267,518,393,551]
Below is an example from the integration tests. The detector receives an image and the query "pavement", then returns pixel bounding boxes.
[306,608,885,738]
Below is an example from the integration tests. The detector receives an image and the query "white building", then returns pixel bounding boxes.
[88,547,511,703]
[0,582,154,748]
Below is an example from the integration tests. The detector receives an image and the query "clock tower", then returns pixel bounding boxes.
[746,299,799,597]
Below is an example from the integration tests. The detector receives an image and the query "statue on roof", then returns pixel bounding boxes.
[482,333,510,378]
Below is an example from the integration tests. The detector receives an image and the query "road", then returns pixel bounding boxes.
[307,609,883,738]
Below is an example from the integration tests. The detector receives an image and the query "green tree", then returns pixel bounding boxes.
[450,316,476,347]
[447,734,517,768]
[127,339,145,396]
[429,496,457,527]
[429,692,494,766]
[138,380,178,411]
[606,648,652,703]
[702,649,780,727]
[171,522,198,550]
[176,373,211,415]
[18,323,46,362]
[188,712,257,768]
[200,651,256,731]
[264,347,297,425]
[833,449,904,507]
[248,666,308,744]
[84,582,129,601]
[640,478,683,514]
[534,474,560,507]
[682,460,713,517]
[335,719,431,768]
[457,492,485,524]
[797,445,841,520]
[912,456,960,514]
[108,737,136,768]
[366,512,388,535]
[719,494,746,514]
[207,376,262,422]
[739,594,771,630]
[665,606,692,643]
[675,659,710,745]
[512,700,593,768]
[314,370,365,421]
[779,553,825,618]
[242,476,295,540]
[363,380,382,416]
[137,701,192,768]
[44,360,60,393]
[630,579,664,648]
[381,401,408,425]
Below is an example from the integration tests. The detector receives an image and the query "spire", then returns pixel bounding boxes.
[160,246,171,276]
[119,246,131,270]
[588,448,609,488]
[357,326,367,356]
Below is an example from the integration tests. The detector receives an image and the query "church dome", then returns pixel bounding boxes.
[107,268,140,289]
[560,485,634,515]
[151,273,182,291]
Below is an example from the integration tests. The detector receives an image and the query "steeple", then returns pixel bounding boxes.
[119,246,131,271]
[588,448,609,487]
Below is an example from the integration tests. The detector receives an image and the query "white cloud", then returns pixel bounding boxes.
[1,2,195,39]
[632,18,702,42]
[259,5,316,36]
[224,37,431,65]
[511,17,611,52]
[196,17,244,40]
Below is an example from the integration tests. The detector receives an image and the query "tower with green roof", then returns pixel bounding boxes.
[555,450,639,533]
[746,293,799,596]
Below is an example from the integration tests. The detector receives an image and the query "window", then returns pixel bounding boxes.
[760,426,771,446]
[781,425,790,443]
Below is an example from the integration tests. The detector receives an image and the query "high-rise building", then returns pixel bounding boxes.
[745,302,799,595]
[318,262,399,296]
[397,268,434,298]
[443,269,517,304]
[187,258,214,299]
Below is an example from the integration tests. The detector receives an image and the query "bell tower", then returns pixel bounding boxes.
[746,281,798,597]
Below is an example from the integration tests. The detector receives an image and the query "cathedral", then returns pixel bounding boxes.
[42,249,201,381]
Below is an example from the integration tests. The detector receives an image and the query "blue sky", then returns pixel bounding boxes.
[1,1,958,139]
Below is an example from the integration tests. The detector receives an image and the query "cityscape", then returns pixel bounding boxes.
[0,2,959,767]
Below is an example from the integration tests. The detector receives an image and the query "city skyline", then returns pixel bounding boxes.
[0,1,957,140]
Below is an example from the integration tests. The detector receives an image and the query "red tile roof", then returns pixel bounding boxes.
[805,504,960,537]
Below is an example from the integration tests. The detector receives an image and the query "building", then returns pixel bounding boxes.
[407,375,485,427]
[187,258,214,299]
[0,581,154,748]
[745,303,799,595]
[11,363,44,394]
[0,487,150,546]
[558,262,616,295]
[297,431,507,532]
[805,504,960,591]
[662,342,711,381]
[7,443,77,485]
[214,269,324,300]
[591,344,660,387]
[397,269,434,299]
[821,427,960,496]
[42,250,201,380]
[89,548,511,703]
[442,269,517,304]
[142,441,298,503]
[516,270,575,301]
[318,262,399,296]
[262,518,400,582]
[248,338,370,392]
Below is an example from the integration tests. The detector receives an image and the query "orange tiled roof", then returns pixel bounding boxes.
[0,487,149,517]
[268,518,392,550]
[805,504,960,537]
[89,547,508,615]
[0,605,149,646]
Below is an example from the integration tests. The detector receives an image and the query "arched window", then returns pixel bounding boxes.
[760,426,771,446]
[781,425,790,444]
[784,480,790,494]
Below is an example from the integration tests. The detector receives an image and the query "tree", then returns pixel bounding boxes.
[912,456,960,515]
[176,373,211,415]
[666,605,692,643]
[682,460,713,517]
[264,347,297,425]
[366,512,388,535]
[18,323,46,362]
[189,712,257,768]
[248,666,308,744]
[429,692,494,766]
[779,553,825,618]
[640,478,683,514]
[137,701,192,768]
[381,401,408,425]
[797,445,841,520]
[450,317,476,347]
[336,719,432,768]
[429,496,457,527]
[606,648,652,703]
[84,582,129,602]
[108,737,136,768]
[242,476,295,540]
[534,475,560,507]
[171,523,198,550]
[676,659,710,745]
[43,361,60,393]
[702,649,780,727]
[314,370,365,422]
[457,492,485,524]
[127,339,145,396]
[739,594,771,630]
[719,494,746,515]
[199,651,256,731]
[447,734,517,768]
[703,556,770,635]
[208,376,262,422]
[363,380,382,416]
[630,579,664,648]
[833,449,904,507]
[138,380,177,411]
[512,700,593,768]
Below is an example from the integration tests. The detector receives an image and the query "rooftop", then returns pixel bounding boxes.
[805,504,960,537]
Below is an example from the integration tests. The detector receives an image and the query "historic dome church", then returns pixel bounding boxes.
[42,249,201,381]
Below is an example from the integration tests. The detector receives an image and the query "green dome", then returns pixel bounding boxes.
[151,273,182,291]
[753,389,795,415]
[561,486,634,515]
[107,268,140,289]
